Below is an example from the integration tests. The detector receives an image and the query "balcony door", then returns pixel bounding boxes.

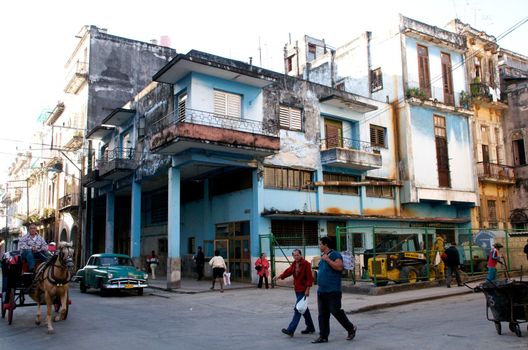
[324,119,343,149]
[441,53,454,106]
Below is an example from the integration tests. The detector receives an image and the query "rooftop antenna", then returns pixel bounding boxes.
[258,37,262,67]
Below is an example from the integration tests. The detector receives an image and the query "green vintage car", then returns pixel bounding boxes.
[75,253,148,296]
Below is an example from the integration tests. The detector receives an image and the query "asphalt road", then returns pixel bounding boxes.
[1,285,527,349]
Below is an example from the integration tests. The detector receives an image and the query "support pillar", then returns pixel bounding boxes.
[105,191,115,253]
[130,175,141,266]
[167,164,181,289]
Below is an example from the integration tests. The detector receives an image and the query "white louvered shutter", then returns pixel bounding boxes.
[214,90,241,118]
[279,105,302,131]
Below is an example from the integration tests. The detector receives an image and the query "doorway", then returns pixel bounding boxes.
[215,221,251,282]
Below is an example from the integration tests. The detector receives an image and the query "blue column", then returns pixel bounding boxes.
[203,179,212,242]
[105,191,115,253]
[167,164,181,289]
[316,167,323,213]
[130,175,141,261]
[251,167,266,282]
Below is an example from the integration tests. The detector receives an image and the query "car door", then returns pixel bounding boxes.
[85,257,99,286]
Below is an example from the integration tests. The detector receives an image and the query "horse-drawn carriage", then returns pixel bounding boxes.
[1,241,74,333]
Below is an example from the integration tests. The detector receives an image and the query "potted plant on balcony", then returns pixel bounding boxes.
[405,87,427,100]
[459,90,470,109]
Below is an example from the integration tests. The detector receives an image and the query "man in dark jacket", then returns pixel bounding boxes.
[444,242,462,288]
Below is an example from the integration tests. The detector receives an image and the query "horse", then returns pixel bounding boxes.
[29,241,74,334]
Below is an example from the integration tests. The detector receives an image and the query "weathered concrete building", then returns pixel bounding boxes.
[284,15,477,243]
[498,48,528,230]
[447,20,513,231]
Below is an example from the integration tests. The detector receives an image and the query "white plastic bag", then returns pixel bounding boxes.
[295,296,308,314]
[223,272,231,286]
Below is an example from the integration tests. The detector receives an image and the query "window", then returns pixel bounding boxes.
[417,45,431,98]
[307,43,317,61]
[286,55,294,72]
[263,166,314,191]
[513,139,526,166]
[370,125,386,148]
[214,90,241,118]
[150,191,168,224]
[366,178,394,198]
[188,237,195,254]
[177,92,187,121]
[434,115,451,187]
[279,105,302,131]
[323,173,359,195]
[488,58,496,87]
[271,220,319,246]
[370,68,383,92]
[495,128,502,164]
[487,200,497,223]
[324,119,343,149]
[441,53,454,105]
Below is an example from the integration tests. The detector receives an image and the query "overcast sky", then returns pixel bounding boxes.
[0,0,526,182]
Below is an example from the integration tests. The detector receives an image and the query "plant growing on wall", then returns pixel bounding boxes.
[405,87,427,100]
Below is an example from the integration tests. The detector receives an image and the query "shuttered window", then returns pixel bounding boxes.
[279,105,302,131]
[434,115,451,187]
[264,166,314,191]
[370,125,386,148]
[214,90,241,118]
[177,93,187,121]
[365,178,394,198]
[323,172,359,195]
[417,45,431,98]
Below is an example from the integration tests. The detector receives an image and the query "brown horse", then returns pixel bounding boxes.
[29,242,74,334]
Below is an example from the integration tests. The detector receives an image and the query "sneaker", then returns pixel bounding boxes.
[311,337,328,343]
[346,325,357,341]
[301,328,315,334]
[281,328,293,337]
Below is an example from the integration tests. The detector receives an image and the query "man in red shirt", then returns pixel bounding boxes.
[274,249,315,337]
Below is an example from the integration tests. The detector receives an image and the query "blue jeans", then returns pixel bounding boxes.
[287,292,315,333]
[486,267,497,282]
[21,250,48,271]
[317,291,355,339]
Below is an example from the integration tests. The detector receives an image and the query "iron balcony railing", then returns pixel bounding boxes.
[320,136,380,154]
[148,108,278,137]
[58,193,80,210]
[476,162,515,181]
[101,147,135,162]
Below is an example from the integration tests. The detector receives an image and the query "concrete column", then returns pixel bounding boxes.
[316,167,324,213]
[105,191,115,253]
[251,168,266,271]
[130,175,141,265]
[167,165,181,289]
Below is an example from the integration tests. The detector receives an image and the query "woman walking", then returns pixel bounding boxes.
[209,250,227,292]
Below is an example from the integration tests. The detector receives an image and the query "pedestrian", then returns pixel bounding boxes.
[19,223,48,272]
[273,249,316,337]
[0,239,5,257]
[444,242,463,288]
[486,242,504,282]
[311,236,357,344]
[48,242,57,255]
[194,246,205,280]
[255,252,270,289]
[209,249,226,292]
[524,239,528,261]
[147,250,160,280]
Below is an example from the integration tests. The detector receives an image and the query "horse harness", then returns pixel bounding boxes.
[33,249,72,287]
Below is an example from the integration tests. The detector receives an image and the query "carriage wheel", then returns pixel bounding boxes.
[7,290,15,325]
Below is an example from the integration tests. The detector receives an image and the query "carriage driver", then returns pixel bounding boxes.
[19,223,48,272]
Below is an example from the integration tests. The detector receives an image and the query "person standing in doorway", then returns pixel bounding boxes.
[444,242,463,288]
[487,243,504,282]
[19,223,48,272]
[209,250,226,292]
[312,236,357,344]
[194,246,205,280]
[147,250,160,280]
[273,249,315,337]
[524,239,528,261]
[255,252,270,289]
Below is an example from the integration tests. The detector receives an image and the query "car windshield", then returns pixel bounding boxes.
[100,257,134,267]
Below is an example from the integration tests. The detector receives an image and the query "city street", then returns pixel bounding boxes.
[1,283,527,349]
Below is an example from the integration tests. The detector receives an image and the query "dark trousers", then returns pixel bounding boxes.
[446,265,462,286]
[287,292,315,333]
[21,250,48,271]
[258,275,269,289]
[317,291,355,339]
[196,264,204,280]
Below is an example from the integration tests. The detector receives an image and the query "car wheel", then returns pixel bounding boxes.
[80,280,87,293]
[137,288,143,296]
[98,279,107,297]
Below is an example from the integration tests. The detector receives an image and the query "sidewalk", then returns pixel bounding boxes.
[145,275,489,313]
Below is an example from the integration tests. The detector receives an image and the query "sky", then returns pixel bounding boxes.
[0,0,526,183]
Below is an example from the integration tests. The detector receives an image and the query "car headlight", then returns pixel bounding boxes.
[143,273,148,280]
[107,273,113,279]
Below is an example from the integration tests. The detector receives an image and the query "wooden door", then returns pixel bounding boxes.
[324,119,343,149]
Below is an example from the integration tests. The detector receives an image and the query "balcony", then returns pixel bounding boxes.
[470,82,492,100]
[58,193,80,211]
[64,61,88,94]
[320,137,382,170]
[476,162,515,184]
[63,132,84,151]
[98,147,137,181]
[81,169,111,188]
[149,108,280,157]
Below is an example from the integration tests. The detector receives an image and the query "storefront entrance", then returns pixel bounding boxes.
[214,221,251,282]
